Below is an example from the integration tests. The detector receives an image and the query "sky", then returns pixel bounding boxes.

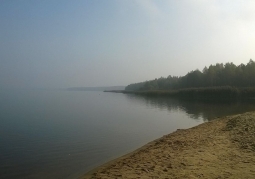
[1,0,255,89]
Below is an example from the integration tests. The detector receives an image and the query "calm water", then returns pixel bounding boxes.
[1,90,255,179]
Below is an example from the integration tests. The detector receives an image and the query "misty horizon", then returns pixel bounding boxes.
[1,0,255,89]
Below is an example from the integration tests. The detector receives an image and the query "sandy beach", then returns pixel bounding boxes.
[81,112,255,179]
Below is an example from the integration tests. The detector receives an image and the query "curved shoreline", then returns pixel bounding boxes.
[81,139,157,179]
[80,112,255,179]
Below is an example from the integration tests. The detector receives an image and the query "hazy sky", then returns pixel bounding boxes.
[1,0,255,89]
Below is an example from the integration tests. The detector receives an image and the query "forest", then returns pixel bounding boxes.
[125,60,255,91]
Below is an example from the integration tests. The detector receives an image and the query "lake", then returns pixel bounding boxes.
[1,90,255,179]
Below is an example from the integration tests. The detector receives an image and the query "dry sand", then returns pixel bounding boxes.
[81,112,255,179]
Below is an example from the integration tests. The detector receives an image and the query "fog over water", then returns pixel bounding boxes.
[1,1,255,178]
[1,0,255,89]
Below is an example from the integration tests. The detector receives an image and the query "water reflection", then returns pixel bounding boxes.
[125,94,255,121]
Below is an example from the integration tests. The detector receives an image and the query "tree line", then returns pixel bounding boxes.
[125,60,255,91]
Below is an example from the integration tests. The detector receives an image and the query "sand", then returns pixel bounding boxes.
[81,112,255,179]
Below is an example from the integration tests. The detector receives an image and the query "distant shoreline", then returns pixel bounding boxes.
[104,86,255,100]
[80,111,255,178]
[67,86,125,92]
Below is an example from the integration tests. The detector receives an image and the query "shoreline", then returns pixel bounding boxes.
[104,87,255,100]
[80,111,255,178]
[82,139,157,178]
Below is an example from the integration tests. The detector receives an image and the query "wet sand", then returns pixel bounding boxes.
[81,112,255,179]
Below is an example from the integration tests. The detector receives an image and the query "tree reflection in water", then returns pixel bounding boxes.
[125,94,255,121]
